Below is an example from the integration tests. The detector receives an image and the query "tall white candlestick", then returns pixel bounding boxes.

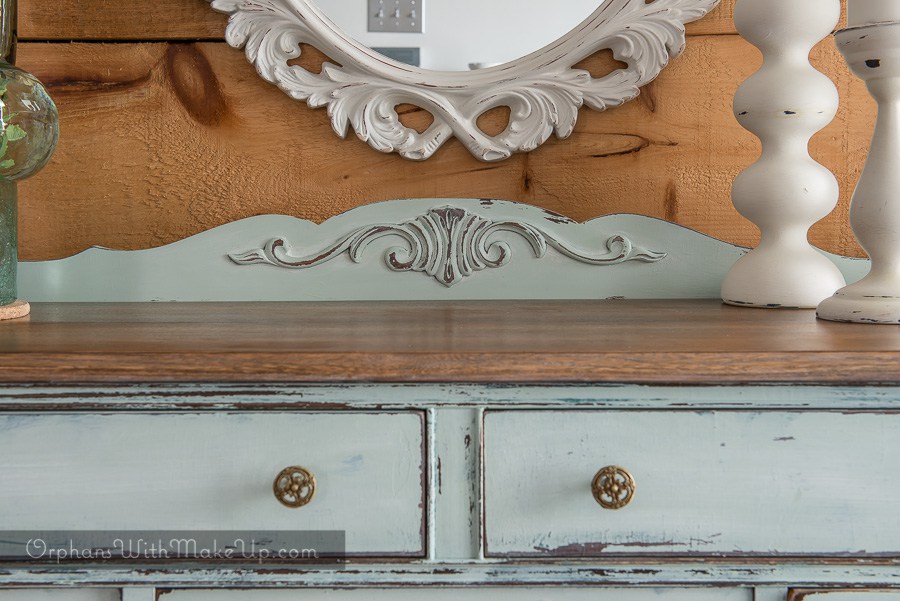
[848,0,900,27]
[818,20,900,324]
[721,0,845,309]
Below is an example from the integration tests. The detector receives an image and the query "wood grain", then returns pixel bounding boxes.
[13,34,875,261]
[18,0,230,41]
[16,0,754,41]
[0,301,899,384]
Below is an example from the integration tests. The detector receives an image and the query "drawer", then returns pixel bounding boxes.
[0,412,424,557]
[484,410,900,557]
[159,588,752,601]
[0,592,118,601]
[791,593,900,600]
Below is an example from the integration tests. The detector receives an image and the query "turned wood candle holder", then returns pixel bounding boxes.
[721,0,846,309]
[818,21,900,324]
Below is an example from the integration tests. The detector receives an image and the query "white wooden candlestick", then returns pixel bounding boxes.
[818,18,900,324]
[721,0,846,309]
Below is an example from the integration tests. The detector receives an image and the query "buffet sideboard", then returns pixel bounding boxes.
[1,300,900,601]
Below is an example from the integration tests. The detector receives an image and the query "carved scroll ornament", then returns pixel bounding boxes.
[209,0,719,161]
[229,206,666,287]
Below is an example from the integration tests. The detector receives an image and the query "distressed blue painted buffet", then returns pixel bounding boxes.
[0,200,899,601]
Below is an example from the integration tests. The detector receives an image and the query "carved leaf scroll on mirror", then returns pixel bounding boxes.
[209,0,719,161]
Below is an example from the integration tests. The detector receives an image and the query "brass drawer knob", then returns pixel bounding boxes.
[592,466,635,510]
[273,466,316,508]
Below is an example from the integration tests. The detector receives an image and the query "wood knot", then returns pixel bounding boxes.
[165,44,230,127]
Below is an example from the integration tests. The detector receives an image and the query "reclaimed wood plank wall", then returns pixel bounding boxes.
[15,0,873,260]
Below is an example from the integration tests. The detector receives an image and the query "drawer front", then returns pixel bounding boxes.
[484,410,900,557]
[0,592,118,601]
[160,589,752,601]
[0,412,424,557]
[792,593,900,600]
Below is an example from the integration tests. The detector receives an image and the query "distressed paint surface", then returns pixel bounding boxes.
[0,412,425,556]
[2,383,900,412]
[793,594,900,601]
[2,385,900,593]
[0,591,119,600]
[16,200,869,302]
[160,588,751,600]
[121,589,156,601]
[5,563,900,588]
[484,410,900,557]
[757,588,790,601]
[430,408,482,560]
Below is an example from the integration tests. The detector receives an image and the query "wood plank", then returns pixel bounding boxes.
[0,301,898,384]
[13,35,874,261]
[18,0,229,41]
[16,0,750,41]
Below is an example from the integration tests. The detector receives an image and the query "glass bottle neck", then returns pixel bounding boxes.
[0,0,16,65]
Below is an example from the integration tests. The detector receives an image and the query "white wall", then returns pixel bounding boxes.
[317,0,604,71]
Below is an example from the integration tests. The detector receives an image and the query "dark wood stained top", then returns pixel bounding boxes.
[0,301,898,385]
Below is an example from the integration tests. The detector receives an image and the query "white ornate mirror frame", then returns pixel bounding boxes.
[209,0,719,161]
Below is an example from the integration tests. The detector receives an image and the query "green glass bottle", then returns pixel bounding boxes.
[0,0,58,315]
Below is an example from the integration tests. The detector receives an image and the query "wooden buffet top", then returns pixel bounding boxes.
[0,301,898,385]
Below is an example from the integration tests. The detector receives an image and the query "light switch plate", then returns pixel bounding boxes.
[368,0,423,33]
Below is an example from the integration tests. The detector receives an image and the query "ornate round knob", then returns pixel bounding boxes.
[591,466,635,510]
[273,466,316,508]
